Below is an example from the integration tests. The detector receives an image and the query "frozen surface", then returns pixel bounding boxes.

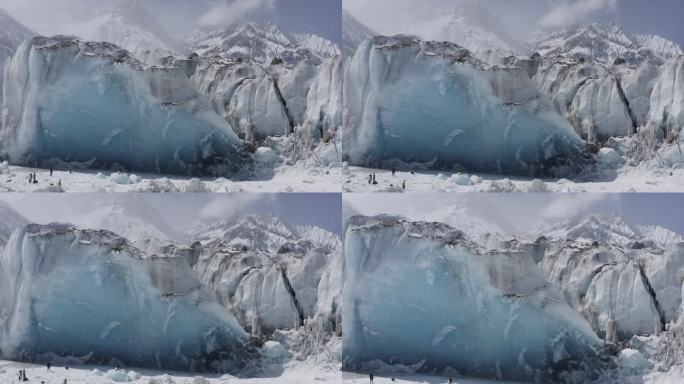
[342,163,684,193]
[0,223,249,372]
[1,36,249,177]
[343,35,588,177]
[342,215,602,382]
[0,161,343,192]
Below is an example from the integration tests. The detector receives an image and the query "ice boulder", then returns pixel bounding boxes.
[343,36,588,177]
[342,215,603,382]
[1,36,249,177]
[0,223,249,372]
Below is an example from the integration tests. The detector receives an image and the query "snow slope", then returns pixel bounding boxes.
[343,215,602,382]
[1,36,250,177]
[343,35,588,177]
[0,223,249,372]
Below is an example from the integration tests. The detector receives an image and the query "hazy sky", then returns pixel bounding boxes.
[344,0,684,47]
[0,0,342,42]
[0,193,342,235]
[345,193,684,235]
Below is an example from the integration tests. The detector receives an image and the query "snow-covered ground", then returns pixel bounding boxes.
[0,163,341,193]
[0,359,342,384]
[343,165,684,193]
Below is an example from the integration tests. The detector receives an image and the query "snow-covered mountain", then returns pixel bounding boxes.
[188,22,339,65]
[191,213,339,253]
[416,0,529,61]
[0,9,34,103]
[71,0,186,59]
[541,213,683,248]
[0,200,28,246]
[531,23,682,64]
[75,195,186,253]
[341,10,376,57]
[426,196,521,248]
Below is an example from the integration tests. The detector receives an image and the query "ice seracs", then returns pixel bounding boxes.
[0,223,250,372]
[192,214,342,338]
[1,36,250,177]
[342,214,603,382]
[343,35,588,177]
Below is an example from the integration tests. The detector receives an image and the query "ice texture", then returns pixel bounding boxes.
[0,223,249,372]
[192,215,342,336]
[343,36,587,177]
[539,236,684,340]
[1,36,249,176]
[342,215,602,382]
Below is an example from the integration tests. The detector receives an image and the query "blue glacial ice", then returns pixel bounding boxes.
[342,36,588,177]
[342,215,603,382]
[0,223,250,372]
[0,36,250,177]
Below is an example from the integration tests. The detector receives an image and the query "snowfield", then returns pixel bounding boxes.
[0,161,342,193]
[343,164,684,193]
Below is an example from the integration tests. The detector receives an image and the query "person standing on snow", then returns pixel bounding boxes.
[369,373,374,383]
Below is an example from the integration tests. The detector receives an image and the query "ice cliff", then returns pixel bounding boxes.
[343,36,588,177]
[0,223,249,372]
[1,36,249,176]
[342,215,603,382]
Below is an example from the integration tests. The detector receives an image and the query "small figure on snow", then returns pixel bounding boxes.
[47,362,51,372]
[402,179,406,190]
[50,168,53,177]
[369,373,374,383]
[368,174,372,184]
[392,168,396,177]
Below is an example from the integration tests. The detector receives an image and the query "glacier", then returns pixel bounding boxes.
[342,35,588,177]
[0,223,250,372]
[1,36,250,177]
[342,215,603,382]
[537,214,684,342]
[192,215,342,337]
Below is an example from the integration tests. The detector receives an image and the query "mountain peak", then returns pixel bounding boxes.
[415,1,529,61]
[532,21,680,64]
[188,21,338,65]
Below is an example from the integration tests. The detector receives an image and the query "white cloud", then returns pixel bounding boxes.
[199,0,276,27]
[540,194,615,221]
[540,0,618,29]
[198,194,275,220]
